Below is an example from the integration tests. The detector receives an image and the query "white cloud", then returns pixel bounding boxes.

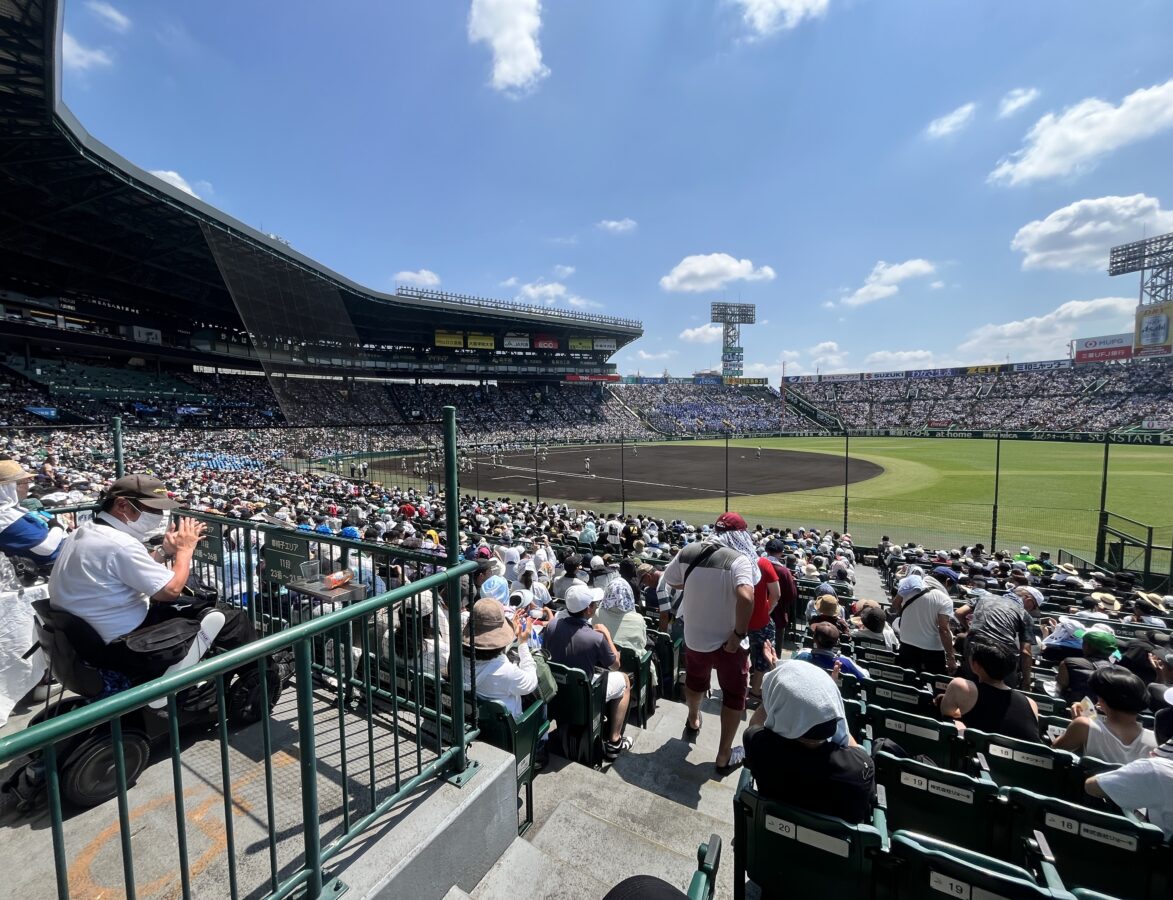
[926,102,977,139]
[395,268,441,287]
[930,280,946,290]
[553,264,576,278]
[679,323,724,344]
[1011,194,1173,271]
[468,0,549,95]
[863,349,935,368]
[659,252,775,293]
[597,217,637,234]
[518,279,566,303]
[62,32,112,72]
[841,258,935,307]
[499,276,519,287]
[957,297,1136,359]
[86,1,130,33]
[808,340,847,370]
[149,169,201,198]
[990,79,1173,185]
[636,349,675,361]
[998,87,1039,119]
[732,0,832,36]
[744,350,802,379]
[567,295,602,309]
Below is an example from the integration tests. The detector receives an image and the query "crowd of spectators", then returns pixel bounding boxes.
[788,359,1173,431]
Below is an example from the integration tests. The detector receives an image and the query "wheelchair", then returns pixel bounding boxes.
[2,599,288,812]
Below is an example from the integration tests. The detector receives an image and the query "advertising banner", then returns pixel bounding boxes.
[723,377,768,385]
[637,376,668,384]
[569,337,593,351]
[593,338,617,352]
[693,375,722,385]
[467,333,495,350]
[965,364,1006,375]
[565,374,620,382]
[434,330,464,348]
[821,373,861,383]
[1012,359,1071,372]
[1073,333,1133,363]
[907,367,959,378]
[1134,301,1172,358]
[23,406,58,419]
[863,371,906,380]
[533,334,559,350]
[503,333,530,350]
[132,325,162,345]
[782,375,819,383]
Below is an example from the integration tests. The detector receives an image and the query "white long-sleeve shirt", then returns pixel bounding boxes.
[463,644,538,719]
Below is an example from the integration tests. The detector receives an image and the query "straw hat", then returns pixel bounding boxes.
[463,599,515,652]
[0,460,35,484]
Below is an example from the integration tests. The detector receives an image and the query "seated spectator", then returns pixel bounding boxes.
[1038,615,1089,663]
[809,595,852,641]
[1115,640,1169,711]
[937,638,1041,742]
[1056,628,1118,704]
[48,475,257,686]
[543,583,632,759]
[0,460,64,569]
[795,623,869,680]
[460,598,536,719]
[1052,668,1158,764]
[743,658,876,824]
[851,605,899,652]
[1085,736,1173,841]
[551,553,582,599]
[591,579,647,654]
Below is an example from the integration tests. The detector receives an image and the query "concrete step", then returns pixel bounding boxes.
[442,888,475,900]
[471,835,612,900]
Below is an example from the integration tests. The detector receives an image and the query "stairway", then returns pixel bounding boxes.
[469,693,747,899]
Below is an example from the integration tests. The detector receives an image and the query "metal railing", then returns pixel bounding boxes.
[0,408,478,899]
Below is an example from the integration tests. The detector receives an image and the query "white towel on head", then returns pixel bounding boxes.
[761,659,845,740]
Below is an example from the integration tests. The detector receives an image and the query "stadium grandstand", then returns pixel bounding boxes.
[1,2,1171,900]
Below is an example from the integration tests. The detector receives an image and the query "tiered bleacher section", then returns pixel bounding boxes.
[789,358,1173,432]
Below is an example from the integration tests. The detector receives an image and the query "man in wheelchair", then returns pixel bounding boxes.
[46,475,271,708]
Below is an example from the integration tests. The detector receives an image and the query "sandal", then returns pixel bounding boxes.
[683,717,702,739]
[745,691,763,710]
[604,736,633,759]
[715,745,746,776]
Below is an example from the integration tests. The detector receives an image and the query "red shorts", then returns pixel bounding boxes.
[684,645,750,711]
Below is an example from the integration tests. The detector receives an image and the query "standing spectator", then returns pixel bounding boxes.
[763,539,797,643]
[746,552,780,708]
[892,573,958,675]
[662,512,756,773]
[955,586,1035,688]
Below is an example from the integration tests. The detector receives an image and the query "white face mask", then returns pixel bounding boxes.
[126,509,167,540]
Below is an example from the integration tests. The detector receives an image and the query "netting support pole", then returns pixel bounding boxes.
[620,433,626,517]
[990,435,1001,550]
[112,416,124,478]
[1098,433,1111,518]
[443,405,469,775]
[842,431,849,534]
[724,432,730,513]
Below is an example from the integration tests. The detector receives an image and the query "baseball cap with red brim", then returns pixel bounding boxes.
[105,475,180,510]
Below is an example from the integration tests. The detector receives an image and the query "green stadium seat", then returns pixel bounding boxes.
[1004,787,1167,900]
[854,644,899,667]
[619,645,656,728]
[879,830,1076,899]
[647,628,681,701]
[547,661,606,768]
[874,751,1004,856]
[733,769,887,900]
[686,834,721,900]
[961,729,1077,798]
[859,677,937,718]
[1023,689,1070,719]
[476,696,550,835]
[1039,714,1071,744]
[867,705,961,768]
[865,660,923,685]
[843,698,868,747]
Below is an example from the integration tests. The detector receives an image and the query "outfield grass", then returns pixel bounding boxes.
[536,437,1173,560]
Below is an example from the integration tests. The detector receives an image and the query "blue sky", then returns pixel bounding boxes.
[61,0,1173,377]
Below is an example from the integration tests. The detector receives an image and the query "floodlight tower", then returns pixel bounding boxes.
[710,302,756,378]
[1109,231,1173,358]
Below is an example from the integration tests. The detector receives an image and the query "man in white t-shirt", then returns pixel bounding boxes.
[663,512,756,772]
[1085,735,1173,840]
[49,475,257,682]
[892,572,958,675]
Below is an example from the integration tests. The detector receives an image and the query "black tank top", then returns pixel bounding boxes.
[961,683,1040,743]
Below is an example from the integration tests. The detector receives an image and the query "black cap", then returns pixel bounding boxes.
[765,538,787,554]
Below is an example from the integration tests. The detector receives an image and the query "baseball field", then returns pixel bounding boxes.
[429,436,1173,561]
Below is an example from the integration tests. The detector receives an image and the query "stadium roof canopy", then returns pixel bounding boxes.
[0,0,642,357]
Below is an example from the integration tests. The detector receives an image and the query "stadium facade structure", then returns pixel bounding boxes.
[0,0,642,384]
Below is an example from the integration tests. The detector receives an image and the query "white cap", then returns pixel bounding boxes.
[565,583,604,614]
[590,555,606,570]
